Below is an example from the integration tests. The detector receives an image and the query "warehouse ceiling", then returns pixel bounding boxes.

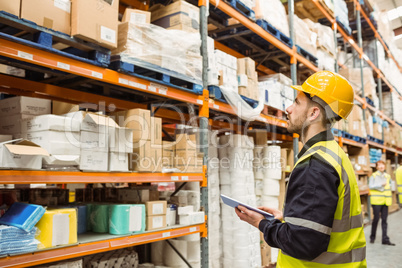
[373,0,402,48]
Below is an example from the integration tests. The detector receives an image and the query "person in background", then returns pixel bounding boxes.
[369,160,394,245]
[396,164,402,208]
[234,71,366,267]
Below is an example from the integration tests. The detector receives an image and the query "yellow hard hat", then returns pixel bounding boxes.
[291,71,354,120]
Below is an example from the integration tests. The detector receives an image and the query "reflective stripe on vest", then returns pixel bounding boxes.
[369,172,392,206]
[278,140,366,267]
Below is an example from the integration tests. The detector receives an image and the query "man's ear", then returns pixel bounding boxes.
[309,106,321,121]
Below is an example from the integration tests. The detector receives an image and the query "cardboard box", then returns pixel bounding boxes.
[0,0,21,17]
[177,205,194,215]
[79,150,108,172]
[21,0,71,34]
[146,215,166,230]
[0,96,51,116]
[151,117,162,145]
[42,155,80,167]
[175,133,197,153]
[111,109,151,141]
[109,126,133,153]
[71,0,118,49]
[108,152,129,172]
[179,211,204,225]
[65,111,118,133]
[19,131,81,155]
[122,8,151,24]
[52,101,79,115]
[237,57,256,78]
[151,1,199,32]
[247,130,267,146]
[162,141,175,168]
[0,135,12,143]
[129,139,152,171]
[0,140,49,169]
[150,147,162,172]
[146,200,167,216]
[21,114,80,133]
[80,130,109,152]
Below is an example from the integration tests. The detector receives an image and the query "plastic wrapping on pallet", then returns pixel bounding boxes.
[303,19,335,55]
[317,49,335,72]
[294,15,317,56]
[253,0,289,36]
[339,67,377,98]
[113,22,202,84]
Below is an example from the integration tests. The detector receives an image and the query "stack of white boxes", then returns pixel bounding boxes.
[218,134,261,268]
[259,74,294,112]
[65,111,117,172]
[214,50,238,93]
[239,0,255,10]
[207,37,219,86]
[382,91,402,122]
[208,130,221,268]
[0,96,51,135]
[18,114,81,168]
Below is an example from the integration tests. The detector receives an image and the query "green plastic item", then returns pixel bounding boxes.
[85,203,93,232]
[91,204,110,233]
[109,204,146,235]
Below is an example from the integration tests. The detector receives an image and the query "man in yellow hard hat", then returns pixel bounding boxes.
[235,71,367,267]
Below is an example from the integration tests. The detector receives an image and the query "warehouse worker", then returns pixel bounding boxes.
[235,71,366,267]
[369,160,395,245]
[397,165,402,207]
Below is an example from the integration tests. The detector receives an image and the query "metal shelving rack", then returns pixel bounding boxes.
[0,0,401,266]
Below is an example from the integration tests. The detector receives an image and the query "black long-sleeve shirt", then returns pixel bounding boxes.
[259,130,340,260]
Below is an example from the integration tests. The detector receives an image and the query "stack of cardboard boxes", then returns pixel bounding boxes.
[15,0,119,49]
[214,50,238,93]
[111,108,162,173]
[237,58,259,101]
[174,133,203,173]
[346,105,367,138]
[146,200,167,230]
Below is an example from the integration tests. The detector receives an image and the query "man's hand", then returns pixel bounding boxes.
[235,205,265,228]
[257,206,283,221]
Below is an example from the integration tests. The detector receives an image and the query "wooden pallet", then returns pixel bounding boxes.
[262,105,285,119]
[292,0,335,22]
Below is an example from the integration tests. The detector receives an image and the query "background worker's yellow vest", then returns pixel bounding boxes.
[369,171,392,206]
[277,140,366,268]
[396,166,402,204]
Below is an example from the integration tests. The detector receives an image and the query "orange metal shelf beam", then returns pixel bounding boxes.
[335,136,365,148]
[0,171,204,184]
[209,0,319,72]
[0,224,205,268]
[0,39,204,106]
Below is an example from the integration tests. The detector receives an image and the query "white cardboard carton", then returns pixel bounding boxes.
[80,131,108,152]
[0,139,49,169]
[79,149,108,172]
[108,152,129,172]
[43,155,80,167]
[179,211,205,225]
[19,131,80,155]
[0,114,34,134]
[0,96,51,116]
[109,127,133,153]
[21,114,81,133]
[65,111,119,133]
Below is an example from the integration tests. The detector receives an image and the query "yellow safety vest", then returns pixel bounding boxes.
[369,171,392,206]
[395,166,402,204]
[277,140,366,268]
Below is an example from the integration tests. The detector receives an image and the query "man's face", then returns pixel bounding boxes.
[285,91,310,135]
[377,163,385,172]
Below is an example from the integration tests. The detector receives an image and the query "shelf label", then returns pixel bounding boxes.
[119,78,129,85]
[18,51,33,60]
[129,80,147,90]
[162,232,170,238]
[171,176,179,181]
[148,85,157,92]
[190,227,197,232]
[181,176,188,181]
[159,88,167,95]
[92,71,103,79]
[213,104,219,109]
[57,62,70,70]
[197,99,203,105]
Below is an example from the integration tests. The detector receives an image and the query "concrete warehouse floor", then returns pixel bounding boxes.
[364,209,402,267]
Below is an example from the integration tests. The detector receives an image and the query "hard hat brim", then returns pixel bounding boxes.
[291,85,303,92]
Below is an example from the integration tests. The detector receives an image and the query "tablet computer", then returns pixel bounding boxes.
[220,194,274,220]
